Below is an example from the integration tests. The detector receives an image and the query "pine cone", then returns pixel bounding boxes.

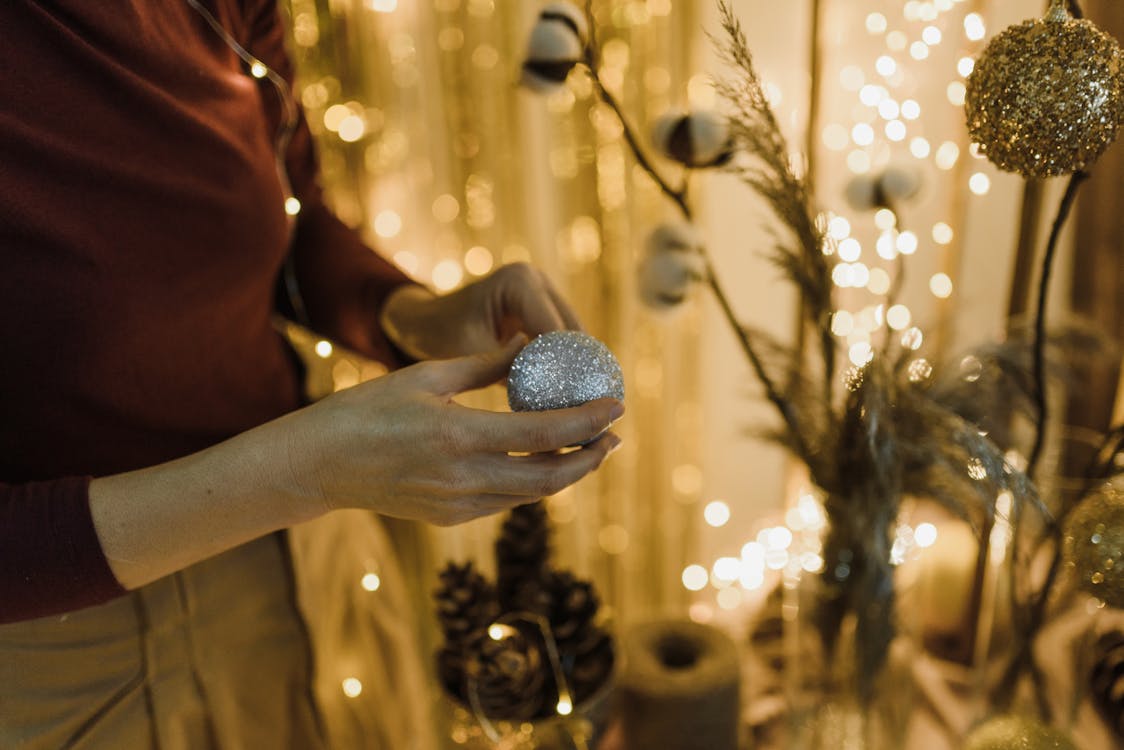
[545,570,615,703]
[433,562,500,701]
[496,501,552,612]
[1090,630,1124,740]
[467,627,548,721]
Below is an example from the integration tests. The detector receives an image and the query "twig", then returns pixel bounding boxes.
[580,2,814,465]
[1026,171,1089,480]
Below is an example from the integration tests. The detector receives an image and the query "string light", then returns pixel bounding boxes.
[373,210,402,238]
[432,259,464,291]
[930,272,954,298]
[682,565,709,591]
[315,340,333,358]
[932,222,954,244]
[342,678,363,698]
[361,573,381,591]
[964,13,986,41]
[463,246,494,275]
[968,172,991,195]
[704,500,731,528]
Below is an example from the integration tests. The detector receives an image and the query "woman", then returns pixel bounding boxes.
[0,1,622,746]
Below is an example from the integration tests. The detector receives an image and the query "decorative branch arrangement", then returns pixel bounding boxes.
[508,0,1124,739]
[521,0,1043,707]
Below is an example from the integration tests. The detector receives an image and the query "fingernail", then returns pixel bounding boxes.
[606,434,623,456]
[609,401,625,422]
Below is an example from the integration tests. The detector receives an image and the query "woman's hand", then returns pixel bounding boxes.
[91,337,621,590]
[379,263,582,360]
[288,336,623,525]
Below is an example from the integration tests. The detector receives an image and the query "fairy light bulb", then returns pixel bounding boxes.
[964,13,986,41]
[284,197,302,216]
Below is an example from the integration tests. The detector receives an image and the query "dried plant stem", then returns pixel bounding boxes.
[993,169,1088,714]
[1026,171,1088,480]
[582,12,814,464]
[586,74,690,217]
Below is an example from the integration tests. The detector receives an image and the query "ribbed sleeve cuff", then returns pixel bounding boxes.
[0,476,127,624]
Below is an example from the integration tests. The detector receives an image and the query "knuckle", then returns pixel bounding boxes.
[503,261,535,281]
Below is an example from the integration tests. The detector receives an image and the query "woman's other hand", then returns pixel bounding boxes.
[379,263,582,360]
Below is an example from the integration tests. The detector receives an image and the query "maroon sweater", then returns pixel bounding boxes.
[0,1,412,622]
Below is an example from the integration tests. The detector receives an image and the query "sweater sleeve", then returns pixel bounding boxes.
[0,478,126,624]
[248,1,419,366]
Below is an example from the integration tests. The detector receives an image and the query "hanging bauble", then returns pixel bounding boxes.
[522,3,589,93]
[963,716,1077,750]
[1063,479,1124,608]
[638,223,707,310]
[965,2,1124,178]
[651,110,733,168]
[507,331,624,412]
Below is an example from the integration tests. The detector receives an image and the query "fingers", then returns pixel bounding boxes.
[539,273,583,331]
[460,397,625,453]
[415,335,527,395]
[468,432,622,497]
[497,263,573,338]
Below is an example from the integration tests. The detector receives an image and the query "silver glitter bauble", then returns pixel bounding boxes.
[965,3,1124,178]
[964,716,1076,750]
[508,331,624,412]
[1064,479,1124,608]
[522,3,588,93]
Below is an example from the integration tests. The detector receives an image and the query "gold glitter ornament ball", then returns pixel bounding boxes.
[965,4,1124,178]
[507,331,624,412]
[1064,479,1124,608]
[964,716,1076,750]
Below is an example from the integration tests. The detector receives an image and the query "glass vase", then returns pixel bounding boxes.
[779,492,916,750]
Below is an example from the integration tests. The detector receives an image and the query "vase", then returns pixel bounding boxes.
[777,491,916,750]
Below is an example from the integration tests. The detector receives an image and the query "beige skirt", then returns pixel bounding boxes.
[0,513,438,750]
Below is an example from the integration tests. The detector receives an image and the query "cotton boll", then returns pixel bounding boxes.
[638,224,706,310]
[844,174,880,212]
[879,164,922,202]
[522,3,589,92]
[651,110,733,168]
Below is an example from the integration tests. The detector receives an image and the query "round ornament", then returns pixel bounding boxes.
[651,110,733,169]
[522,3,588,93]
[963,716,1077,750]
[1064,479,1124,608]
[507,331,624,412]
[637,223,706,310]
[965,3,1124,178]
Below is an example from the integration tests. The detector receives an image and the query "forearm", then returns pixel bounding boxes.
[88,411,322,591]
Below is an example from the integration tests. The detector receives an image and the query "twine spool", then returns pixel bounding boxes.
[617,619,741,750]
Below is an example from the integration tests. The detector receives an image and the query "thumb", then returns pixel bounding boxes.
[424,334,527,396]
